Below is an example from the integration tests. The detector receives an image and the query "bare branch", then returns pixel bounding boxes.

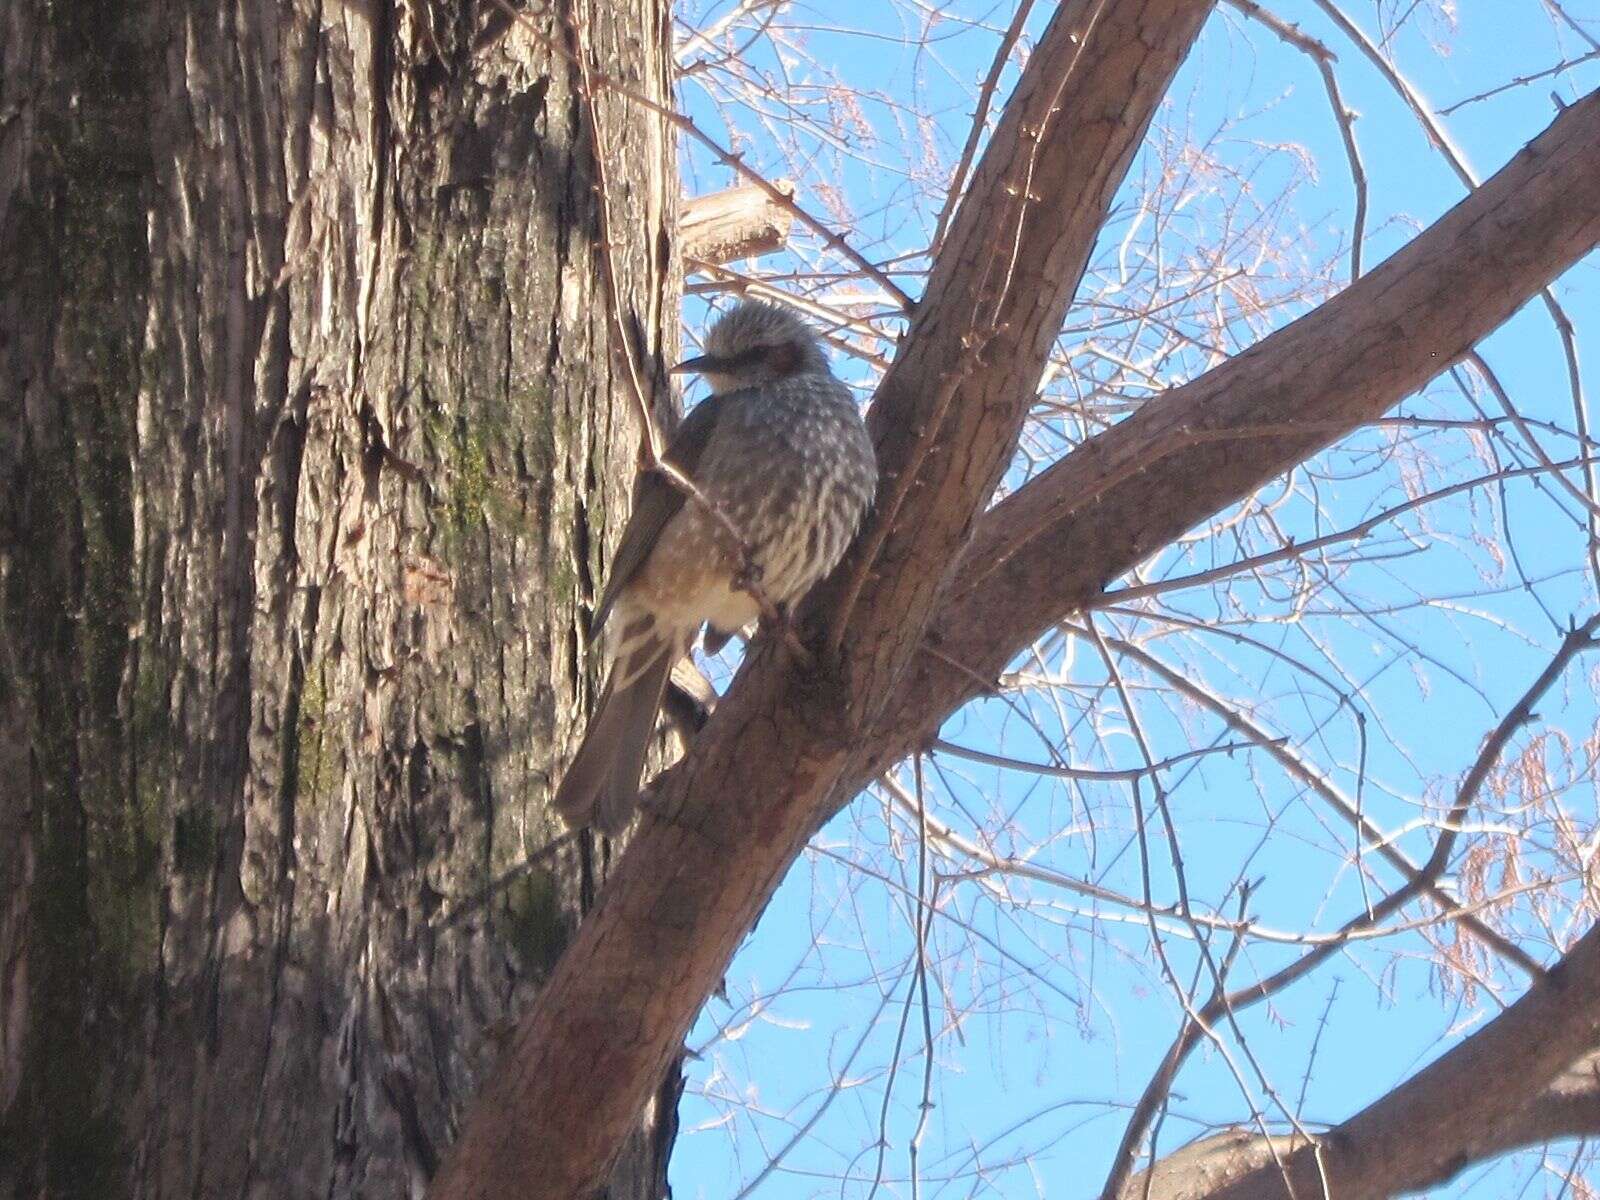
[429,44,1600,1200]
[1226,0,1368,279]
[426,5,1217,1194]
[1438,48,1600,116]
[820,0,1216,667]
[927,0,1038,259]
[1161,923,1600,1200]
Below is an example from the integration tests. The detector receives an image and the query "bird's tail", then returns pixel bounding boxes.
[553,617,681,835]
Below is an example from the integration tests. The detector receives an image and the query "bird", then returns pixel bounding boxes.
[552,299,879,835]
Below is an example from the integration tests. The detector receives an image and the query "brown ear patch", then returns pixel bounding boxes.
[768,340,801,375]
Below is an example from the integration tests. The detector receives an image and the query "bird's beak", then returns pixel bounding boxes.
[671,353,718,376]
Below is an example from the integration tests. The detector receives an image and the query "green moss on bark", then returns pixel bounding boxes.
[1,0,153,1190]
[499,868,570,975]
[294,667,340,811]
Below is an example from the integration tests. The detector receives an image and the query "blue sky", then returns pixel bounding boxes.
[666,2,1600,1196]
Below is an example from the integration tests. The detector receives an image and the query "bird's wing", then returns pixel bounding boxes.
[590,393,731,634]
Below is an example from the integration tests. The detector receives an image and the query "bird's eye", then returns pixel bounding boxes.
[720,345,763,371]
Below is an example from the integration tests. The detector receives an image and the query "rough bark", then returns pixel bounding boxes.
[0,1,677,1196]
[434,55,1600,1200]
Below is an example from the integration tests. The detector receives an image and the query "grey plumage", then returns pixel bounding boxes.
[553,299,878,834]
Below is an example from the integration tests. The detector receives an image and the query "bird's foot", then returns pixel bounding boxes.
[731,558,765,595]
[755,599,789,636]
[759,602,814,670]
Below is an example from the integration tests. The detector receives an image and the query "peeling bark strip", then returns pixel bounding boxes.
[0,0,677,1196]
[679,183,796,266]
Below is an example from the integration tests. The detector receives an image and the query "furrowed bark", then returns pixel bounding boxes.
[428,2,1217,1195]
[0,0,679,1195]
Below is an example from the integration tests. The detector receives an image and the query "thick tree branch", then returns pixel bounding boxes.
[1122,1048,1600,1200]
[428,3,1216,1195]
[1117,926,1600,1200]
[820,0,1217,678]
[430,58,1600,1200]
[864,87,1600,791]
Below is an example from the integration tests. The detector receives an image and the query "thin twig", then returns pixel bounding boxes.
[1227,0,1368,279]
[880,771,1566,947]
[931,735,1283,782]
[563,2,811,663]
[1074,624,1548,977]
[1467,352,1600,527]
[1295,979,1342,1117]
[1422,612,1600,884]
[1103,455,1600,605]
[907,754,937,1200]
[1438,49,1600,116]
[928,0,1038,259]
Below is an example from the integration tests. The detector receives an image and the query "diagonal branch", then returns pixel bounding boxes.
[1164,921,1600,1200]
[1121,1045,1600,1200]
[427,3,1217,1196]
[430,73,1600,1200]
[870,88,1600,799]
[821,0,1218,669]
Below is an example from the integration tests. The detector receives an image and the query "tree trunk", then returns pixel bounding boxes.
[0,1,678,1196]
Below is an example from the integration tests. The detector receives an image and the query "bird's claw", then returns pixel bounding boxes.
[755,600,791,636]
[732,558,765,594]
[759,603,814,670]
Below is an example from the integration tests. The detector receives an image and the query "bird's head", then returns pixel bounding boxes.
[672,299,830,394]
